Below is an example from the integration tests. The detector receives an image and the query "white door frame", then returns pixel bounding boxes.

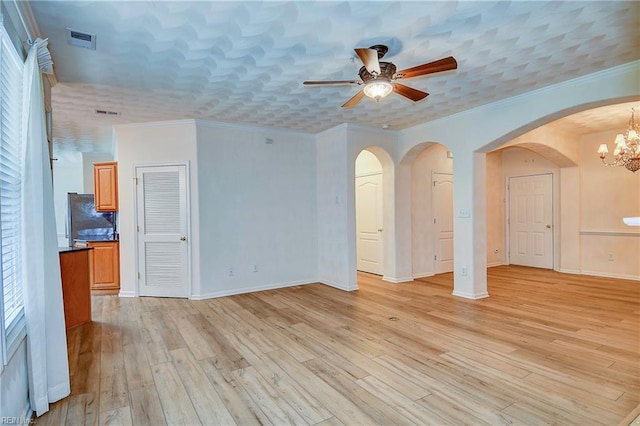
[133,162,192,297]
[431,171,454,274]
[506,172,554,269]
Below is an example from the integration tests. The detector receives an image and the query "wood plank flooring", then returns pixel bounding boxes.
[36,266,639,425]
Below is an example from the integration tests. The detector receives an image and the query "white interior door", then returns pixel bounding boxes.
[432,172,454,274]
[508,173,553,269]
[136,164,190,297]
[356,173,383,275]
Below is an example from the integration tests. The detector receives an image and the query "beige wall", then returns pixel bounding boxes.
[579,130,640,279]
[486,150,505,266]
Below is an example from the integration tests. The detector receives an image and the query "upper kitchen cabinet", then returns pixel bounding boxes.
[94,161,119,211]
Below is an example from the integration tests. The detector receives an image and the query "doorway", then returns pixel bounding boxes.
[135,164,190,297]
[432,172,454,274]
[507,173,553,269]
[355,150,384,275]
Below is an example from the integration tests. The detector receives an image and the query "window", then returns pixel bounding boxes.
[0,23,25,365]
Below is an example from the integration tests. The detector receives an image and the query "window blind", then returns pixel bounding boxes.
[0,24,25,359]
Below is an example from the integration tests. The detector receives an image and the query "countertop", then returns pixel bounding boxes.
[75,235,119,242]
[59,247,94,253]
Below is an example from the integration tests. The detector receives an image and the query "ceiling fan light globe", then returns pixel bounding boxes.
[363,80,393,100]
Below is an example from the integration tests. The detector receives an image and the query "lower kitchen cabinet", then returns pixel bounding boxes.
[87,241,120,294]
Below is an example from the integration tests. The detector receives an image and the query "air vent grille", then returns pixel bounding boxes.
[95,110,120,116]
[66,28,96,50]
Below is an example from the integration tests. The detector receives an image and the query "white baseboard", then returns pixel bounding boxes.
[412,272,434,279]
[580,270,640,281]
[118,290,137,298]
[452,290,490,299]
[382,275,414,283]
[190,279,319,300]
[487,261,504,268]
[319,279,359,292]
[558,268,581,275]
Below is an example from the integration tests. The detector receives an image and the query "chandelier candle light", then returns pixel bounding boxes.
[597,108,640,173]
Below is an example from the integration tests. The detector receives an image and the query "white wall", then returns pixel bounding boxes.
[317,125,353,289]
[82,152,113,193]
[195,122,318,298]
[114,120,200,297]
[0,339,30,420]
[52,159,84,247]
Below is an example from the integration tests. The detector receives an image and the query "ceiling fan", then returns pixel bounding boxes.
[303,45,457,108]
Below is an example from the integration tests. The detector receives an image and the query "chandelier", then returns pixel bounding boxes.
[597,108,640,173]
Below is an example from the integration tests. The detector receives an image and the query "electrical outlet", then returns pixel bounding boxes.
[253,264,259,272]
[228,267,234,277]
[461,267,468,277]
[607,253,615,262]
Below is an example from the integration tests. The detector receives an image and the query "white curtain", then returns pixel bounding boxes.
[22,39,70,417]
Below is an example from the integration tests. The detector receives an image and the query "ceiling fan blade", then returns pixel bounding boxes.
[393,83,429,102]
[396,56,458,79]
[303,80,359,85]
[355,48,381,75]
[342,90,365,108]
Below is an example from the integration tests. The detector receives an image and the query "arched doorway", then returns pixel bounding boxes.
[406,143,455,278]
[355,149,384,275]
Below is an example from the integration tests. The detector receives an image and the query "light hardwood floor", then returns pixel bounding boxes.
[37,266,639,425]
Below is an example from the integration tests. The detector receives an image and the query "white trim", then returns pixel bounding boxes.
[452,290,490,299]
[194,118,314,137]
[558,268,581,275]
[118,290,137,298]
[382,275,414,283]
[580,230,640,237]
[191,279,319,300]
[487,261,504,268]
[580,271,639,281]
[355,170,382,179]
[412,272,435,279]
[116,118,196,130]
[116,117,316,138]
[319,279,359,292]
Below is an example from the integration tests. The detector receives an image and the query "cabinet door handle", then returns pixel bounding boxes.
[180,236,186,241]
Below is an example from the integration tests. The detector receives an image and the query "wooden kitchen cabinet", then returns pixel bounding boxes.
[59,248,92,329]
[94,161,118,211]
[87,241,120,294]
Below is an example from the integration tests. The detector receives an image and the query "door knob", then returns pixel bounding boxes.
[546,225,551,229]
[180,236,186,241]
[378,228,383,232]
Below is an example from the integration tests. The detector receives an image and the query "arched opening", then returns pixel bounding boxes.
[409,143,455,278]
[480,100,640,281]
[352,146,395,281]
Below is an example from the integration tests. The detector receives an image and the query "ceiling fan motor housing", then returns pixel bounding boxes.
[359,62,397,82]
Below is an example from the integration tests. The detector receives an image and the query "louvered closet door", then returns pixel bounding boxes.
[136,164,189,297]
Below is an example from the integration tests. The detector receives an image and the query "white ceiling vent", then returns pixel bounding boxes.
[66,28,96,50]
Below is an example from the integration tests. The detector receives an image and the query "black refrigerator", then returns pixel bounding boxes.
[67,193,117,246]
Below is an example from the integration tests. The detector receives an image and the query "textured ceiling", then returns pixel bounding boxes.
[27,1,640,160]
